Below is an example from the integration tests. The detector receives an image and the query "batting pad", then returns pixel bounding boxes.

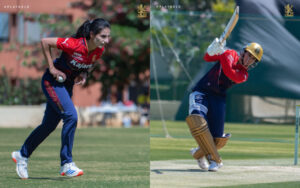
[192,133,231,159]
[186,114,221,163]
[215,133,231,150]
[192,148,205,160]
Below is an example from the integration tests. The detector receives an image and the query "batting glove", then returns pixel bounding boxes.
[207,38,226,56]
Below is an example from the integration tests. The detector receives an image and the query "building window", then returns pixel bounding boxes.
[0,13,9,42]
[17,14,71,45]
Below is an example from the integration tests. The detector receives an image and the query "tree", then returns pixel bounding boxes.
[18,0,150,103]
[151,0,235,100]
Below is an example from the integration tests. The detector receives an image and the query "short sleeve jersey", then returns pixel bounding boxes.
[192,49,248,96]
[54,37,104,81]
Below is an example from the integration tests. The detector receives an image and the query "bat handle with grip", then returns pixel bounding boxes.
[219,37,225,45]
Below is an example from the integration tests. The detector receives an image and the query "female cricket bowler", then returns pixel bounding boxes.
[186,38,263,171]
[11,18,111,179]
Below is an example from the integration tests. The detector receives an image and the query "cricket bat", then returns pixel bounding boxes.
[219,6,239,44]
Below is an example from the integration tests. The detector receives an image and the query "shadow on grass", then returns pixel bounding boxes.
[151,169,207,174]
[29,177,71,181]
[8,176,71,181]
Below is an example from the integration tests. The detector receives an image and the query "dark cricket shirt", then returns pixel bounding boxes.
[54,37,104,81]
[192,49,248,96]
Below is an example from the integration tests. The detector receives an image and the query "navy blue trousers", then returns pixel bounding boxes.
[189,91,226,137]
[20,70,77,166]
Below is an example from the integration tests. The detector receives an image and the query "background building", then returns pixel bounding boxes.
[0,0,150,127]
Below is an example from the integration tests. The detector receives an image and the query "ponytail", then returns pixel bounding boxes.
[72,18,110,40]
[72,20,91,39]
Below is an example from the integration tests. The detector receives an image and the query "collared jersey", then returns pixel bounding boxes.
[54,37,104,81]
[192,49,248,96]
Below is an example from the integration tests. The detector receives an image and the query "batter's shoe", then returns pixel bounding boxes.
[208,160,223,172]
[60,162,84,177]
[190,147,209,170]
[11,151,28,179]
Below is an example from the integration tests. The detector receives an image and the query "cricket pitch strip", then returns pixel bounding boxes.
[150,159,300,187]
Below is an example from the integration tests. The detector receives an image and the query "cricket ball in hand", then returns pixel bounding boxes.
[57,76,65,83]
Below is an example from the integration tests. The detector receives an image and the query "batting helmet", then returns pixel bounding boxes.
[244,43,263,62]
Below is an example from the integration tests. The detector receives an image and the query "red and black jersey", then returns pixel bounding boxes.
[54,37,104,81]
[192,49,248,96]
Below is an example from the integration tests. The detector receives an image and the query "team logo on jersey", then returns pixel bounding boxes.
[73,52,82,57]
[72,52,83,61]
[62,38,69,46]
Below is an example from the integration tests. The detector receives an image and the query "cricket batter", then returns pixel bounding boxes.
[186,38,263,171]
[12,18,111,179]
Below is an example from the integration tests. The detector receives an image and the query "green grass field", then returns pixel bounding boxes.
[151,120,300,188]
[220,181,300,188]
[0,127,149,188]
[150,120,295,161]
